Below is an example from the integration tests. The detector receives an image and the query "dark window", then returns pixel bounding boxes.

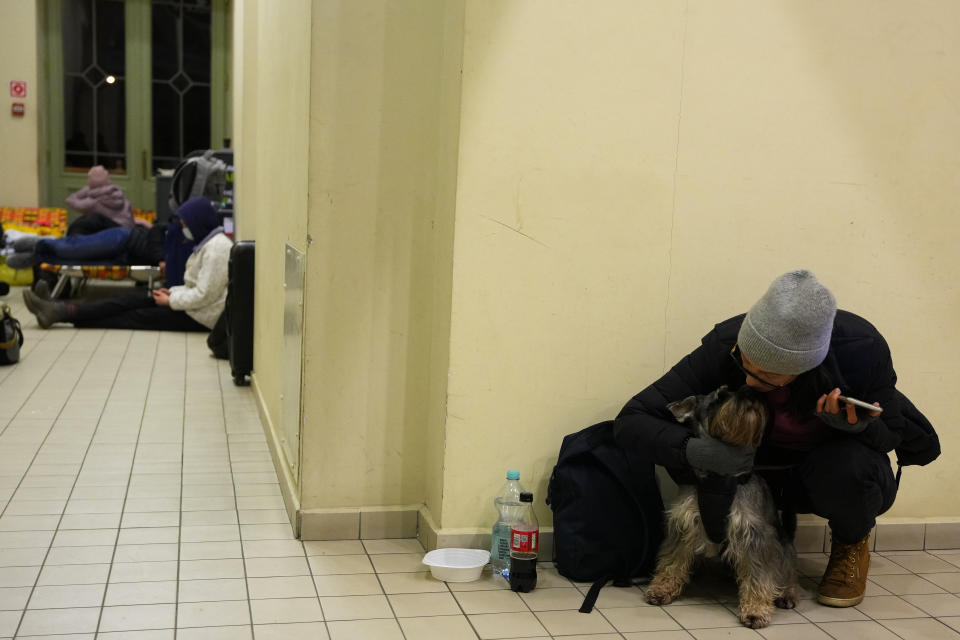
[61,0,127,172]
[152,0,213,172]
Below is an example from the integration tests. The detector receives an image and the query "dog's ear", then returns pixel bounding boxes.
[667,396,699,423]
[705,386,727,405]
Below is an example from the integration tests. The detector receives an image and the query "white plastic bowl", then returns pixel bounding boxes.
[422,548,490,582]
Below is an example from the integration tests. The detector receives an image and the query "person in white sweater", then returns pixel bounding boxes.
[21,198,232,331]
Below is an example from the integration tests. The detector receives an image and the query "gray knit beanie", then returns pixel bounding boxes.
[737,270,837,375]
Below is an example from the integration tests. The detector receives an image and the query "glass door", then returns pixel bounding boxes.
[61,0,128,175]
[152,0,223,173]
[45,0,228,213]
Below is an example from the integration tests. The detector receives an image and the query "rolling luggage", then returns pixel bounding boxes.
[226,240,255,385]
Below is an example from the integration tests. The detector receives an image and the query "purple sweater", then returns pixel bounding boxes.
[65,185,135,228]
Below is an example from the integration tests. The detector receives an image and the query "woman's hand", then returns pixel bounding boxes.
[816,388,881,433]
[151,288,171,307]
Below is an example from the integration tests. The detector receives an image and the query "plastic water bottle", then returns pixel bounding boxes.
[490,470,525,574]
[509,491,539,592]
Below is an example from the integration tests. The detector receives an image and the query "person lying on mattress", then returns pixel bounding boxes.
[5,220,165,270]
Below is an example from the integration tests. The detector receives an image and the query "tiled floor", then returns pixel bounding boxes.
[1,285,959,639]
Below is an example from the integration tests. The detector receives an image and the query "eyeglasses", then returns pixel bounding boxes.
[730,344,786,391]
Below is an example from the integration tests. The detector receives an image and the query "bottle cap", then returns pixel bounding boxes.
[506,470,520,481]
[519,492,533,502]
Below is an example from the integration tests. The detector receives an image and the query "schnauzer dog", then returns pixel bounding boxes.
[644,386,799,629]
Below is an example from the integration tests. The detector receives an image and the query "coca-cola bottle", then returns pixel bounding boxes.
[509,491,538,592]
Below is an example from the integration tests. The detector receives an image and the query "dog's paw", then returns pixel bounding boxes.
[775,586,798,609]
[644,584,679,606]
[740,613,771,629]
[644,590,676,606]
[739,603,773,629]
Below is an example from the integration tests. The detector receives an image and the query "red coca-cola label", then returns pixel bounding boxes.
[510,527,539,553]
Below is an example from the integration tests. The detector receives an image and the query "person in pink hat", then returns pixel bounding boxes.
[65,165,140,230]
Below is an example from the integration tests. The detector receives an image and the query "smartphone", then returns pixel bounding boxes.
[838,395,883,414]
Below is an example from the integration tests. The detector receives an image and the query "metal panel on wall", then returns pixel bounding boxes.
[282,243,305,480]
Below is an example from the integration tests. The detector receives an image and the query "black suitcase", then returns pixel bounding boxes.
[226,240,255,385]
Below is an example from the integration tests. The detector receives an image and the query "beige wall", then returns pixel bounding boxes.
[239,0,312,498]
[236,0,464,517]
[239,0,958,531]
[300,0,462,512]
[442,0,959,529]
[0,0,41,206]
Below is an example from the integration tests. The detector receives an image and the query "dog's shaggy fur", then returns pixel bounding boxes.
[644,387,799,629]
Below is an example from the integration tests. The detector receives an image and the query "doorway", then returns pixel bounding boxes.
[44,0,229,212]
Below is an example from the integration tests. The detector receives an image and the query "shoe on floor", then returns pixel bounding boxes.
[32,279,52,300]
[818,534,870,607]
[21,289,66,329]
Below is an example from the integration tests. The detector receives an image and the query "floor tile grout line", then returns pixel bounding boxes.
[90,330,162,636]
[371,550,411,639]
[0,329,85,510]
[553,577,642,637]
[853,591,932,638]
[445,570,485,639]
[814,617,896,640]
[2,564,959,636]
[7,329,123,638]
[0,318,55,384]
[0,326,55,418]
[300,490,330,631]
[873,616,939,640]
[215,350,258,639]
[304,539,330,634]
[173,332,187,640]
[659,591,722,632]
[578,582,628,637]
[650,570,951,638]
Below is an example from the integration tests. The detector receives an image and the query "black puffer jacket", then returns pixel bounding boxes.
[614,311,940,485]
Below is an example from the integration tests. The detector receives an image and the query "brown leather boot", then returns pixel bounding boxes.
[817,534,870,607]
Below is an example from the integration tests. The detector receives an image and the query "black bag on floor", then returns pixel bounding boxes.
[0,304,24,365]
[546,420,664,613]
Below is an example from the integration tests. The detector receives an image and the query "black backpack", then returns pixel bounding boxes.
[546,420,664,613]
